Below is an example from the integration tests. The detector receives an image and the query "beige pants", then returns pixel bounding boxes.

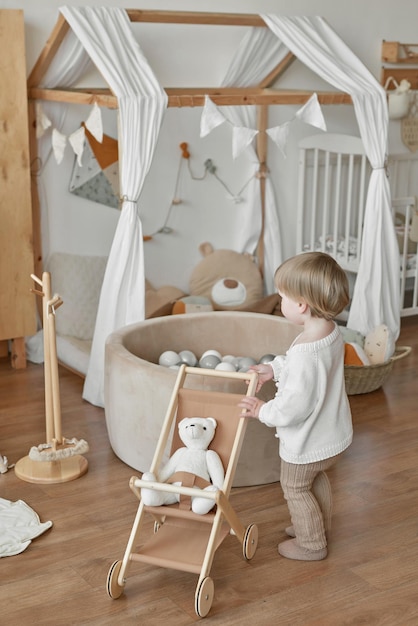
[280,455,340,551]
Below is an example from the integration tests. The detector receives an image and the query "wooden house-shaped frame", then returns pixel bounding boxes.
[27,9,352,281]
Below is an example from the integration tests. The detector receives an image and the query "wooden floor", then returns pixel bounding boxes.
[1,317,417,625]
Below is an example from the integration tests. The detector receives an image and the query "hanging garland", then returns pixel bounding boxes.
[144,142,256,239]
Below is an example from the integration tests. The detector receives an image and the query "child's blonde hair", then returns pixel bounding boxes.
[274,252,349,320]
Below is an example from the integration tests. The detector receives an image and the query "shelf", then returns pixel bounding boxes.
[381,41,418,90]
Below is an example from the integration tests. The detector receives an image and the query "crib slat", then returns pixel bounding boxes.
[332,152,342,260]
[344,154,355,267]
[321,150,330,254]
[296,147,307,254]
[356,154,367,264]
[309,148,319,252]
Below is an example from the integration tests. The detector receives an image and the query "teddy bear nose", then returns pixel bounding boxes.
[223,279,239,289]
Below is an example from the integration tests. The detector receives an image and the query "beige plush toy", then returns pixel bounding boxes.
[145,279,185,318]
[363,324,395,364]
[343,323,395,366]
[185,242,265,311]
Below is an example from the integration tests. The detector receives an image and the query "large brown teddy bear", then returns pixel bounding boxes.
[173,242,281,315]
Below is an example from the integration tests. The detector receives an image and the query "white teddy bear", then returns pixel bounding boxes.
[141,416,224,515]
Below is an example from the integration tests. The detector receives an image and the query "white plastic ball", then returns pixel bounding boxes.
[201,349,222,361]
[215,361,237,372]
[259,353,276,364]
[222,355,236,363]
[199,354,221,369]
[159,350,181,367]
[229,357,241,370]
[238,356,257,371]
[179,350,197,366]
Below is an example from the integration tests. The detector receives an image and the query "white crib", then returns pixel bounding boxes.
[296,133,418,317]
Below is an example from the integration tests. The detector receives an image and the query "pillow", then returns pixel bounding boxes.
[46,253,107,341]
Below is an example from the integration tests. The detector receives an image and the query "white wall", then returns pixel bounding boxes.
[5,0,418,292]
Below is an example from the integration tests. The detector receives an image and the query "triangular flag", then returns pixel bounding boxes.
[200,96,227,137]
[232,126,258,159]
[266,122,291,158]
[85,102,103,143]
[69,126,86,167]
[52,129,67,165]
[295,93,327,131]
[35,103,52,139]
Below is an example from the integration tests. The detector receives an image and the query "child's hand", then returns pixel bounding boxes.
[247,363,274,392]
[238,396,265,418]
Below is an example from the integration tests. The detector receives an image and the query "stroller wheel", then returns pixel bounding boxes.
[106,560,124,599]
[243,523,258,560]
[195,576,214,617]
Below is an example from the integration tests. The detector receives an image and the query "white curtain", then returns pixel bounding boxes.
[220,27,289,293]
[263,15,400,340]
[34,29,91,259]
[60,6,167,406]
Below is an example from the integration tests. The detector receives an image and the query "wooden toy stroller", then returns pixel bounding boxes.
[106,365,259,618]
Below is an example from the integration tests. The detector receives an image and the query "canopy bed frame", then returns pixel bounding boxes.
[27,9,352,283]
[27,8,393,407]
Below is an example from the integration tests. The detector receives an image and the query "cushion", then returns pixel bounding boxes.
[46,253,107,341]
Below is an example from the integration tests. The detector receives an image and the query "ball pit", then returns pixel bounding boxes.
[104,311,300,486]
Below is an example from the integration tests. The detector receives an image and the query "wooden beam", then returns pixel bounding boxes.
[29,86,352,108]
[168,88,352,106]
[257,52,296,89]
[29,87,119,108]
[126,9,267,27]
[27,14,70,88]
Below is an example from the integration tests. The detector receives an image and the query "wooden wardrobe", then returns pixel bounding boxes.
[0,9,36,367]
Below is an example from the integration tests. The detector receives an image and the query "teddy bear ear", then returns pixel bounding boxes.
[199,242,214,257]
[206,417,217,429]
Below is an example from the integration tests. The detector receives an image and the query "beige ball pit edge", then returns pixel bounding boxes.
[104,311,300,487]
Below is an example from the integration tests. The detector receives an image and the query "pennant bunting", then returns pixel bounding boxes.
[52,129,67,165]
[38,103,106,165]
[266,122,291,158]
[85,102,103,143]
[199,92,326,159]
[295,93,327,131]
[200,96,227,137]
[35,103,52,139]
[232,126,259,159]
[68,126,86,167]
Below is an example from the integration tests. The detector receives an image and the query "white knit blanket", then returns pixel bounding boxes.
[0,498,52,557]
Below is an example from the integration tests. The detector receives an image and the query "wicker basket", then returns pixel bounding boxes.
[344,345,411,395]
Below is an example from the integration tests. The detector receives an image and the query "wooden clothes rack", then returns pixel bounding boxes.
[14,272,88,484]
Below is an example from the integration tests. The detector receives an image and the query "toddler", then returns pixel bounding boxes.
[239,251,353,561]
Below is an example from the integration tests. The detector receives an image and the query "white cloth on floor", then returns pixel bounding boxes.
[0,498,52,557]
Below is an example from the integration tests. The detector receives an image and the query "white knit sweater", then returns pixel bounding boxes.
[258,323,353,464]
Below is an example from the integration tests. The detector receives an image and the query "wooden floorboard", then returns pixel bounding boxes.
[0,316,417,625]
